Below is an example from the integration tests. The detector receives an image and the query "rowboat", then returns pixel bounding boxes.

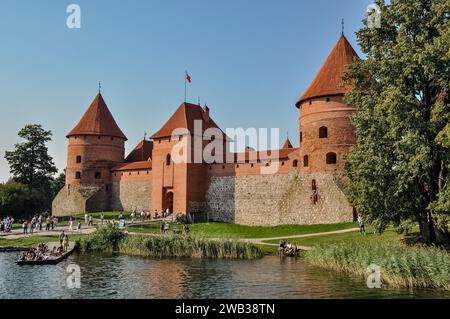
[16,242,76,265]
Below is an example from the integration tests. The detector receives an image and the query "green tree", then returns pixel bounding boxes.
[5,124,57,191]
[4,124,58,215]
[344,0,450,244]
[0,180,28,218]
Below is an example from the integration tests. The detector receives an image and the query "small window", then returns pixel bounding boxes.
[95,172,102,179]
[309,101,312,105]
[222,165,225,169]
[166,154,171,166]
[251,164,254,168]
[319,127,328,139]
[300,132,303,143]
[147,171,149,174]
[326,97,330,102]
[281,162,285,166]
[303,155,309,167]
[312,179,317,191]
[98,136,101,140]
[137,171,140,175]
[179,136,183,141]
[75,172,81,179]
[76,155,82,163]
[293,160,298,167]
[114,173,117,177]
[326,152,337,164]
[236,164,239,168]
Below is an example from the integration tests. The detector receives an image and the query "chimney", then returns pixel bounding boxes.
[202,105,210,123]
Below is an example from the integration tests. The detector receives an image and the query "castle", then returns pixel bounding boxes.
[53,35,359,226]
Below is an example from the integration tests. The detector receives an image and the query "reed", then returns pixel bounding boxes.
[78,224,263,259]
[304,241,450,290]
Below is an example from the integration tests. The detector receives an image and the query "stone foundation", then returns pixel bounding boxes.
[111,181,151,212]
[206,171,353,226]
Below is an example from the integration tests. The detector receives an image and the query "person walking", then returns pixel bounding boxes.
[357,214,366,234]
[100,214,104,225]
[84,213,88,225]
[22,221,27,234]
[68,218,73,231]
[88,215,93,226]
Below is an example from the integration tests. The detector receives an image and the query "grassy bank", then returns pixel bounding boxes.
[304,241,450,290]
[78,224,263,259]
[0,234,86,248]
[127,222,356,239]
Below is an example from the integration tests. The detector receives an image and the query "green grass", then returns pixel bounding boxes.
[127,222,357,239]
[0,234,86,248]
[304,241,450,290]
[263,228,404,247]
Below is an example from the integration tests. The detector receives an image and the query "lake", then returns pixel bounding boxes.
[0,252,448,299]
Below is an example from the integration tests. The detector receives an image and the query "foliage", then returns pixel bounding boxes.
[2,124,61,218]
[344,0,450,244]
[305,241,450,290]
[78,223,125,252]
[78,224,263,259]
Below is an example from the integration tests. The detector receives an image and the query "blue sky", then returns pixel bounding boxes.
[0,0,370,182]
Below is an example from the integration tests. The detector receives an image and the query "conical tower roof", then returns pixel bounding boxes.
[282,138,293,149]
[67,93,127,140]
[296,35,359,107]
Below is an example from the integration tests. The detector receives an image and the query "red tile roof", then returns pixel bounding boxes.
[296,36,359,107]
[67,94,127,140]
[151,103,227,140]
[125,140,153,163]
[282,138,293,149]
[112,161,152,172]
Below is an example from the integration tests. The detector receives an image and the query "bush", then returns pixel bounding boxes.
[78,223,125,252]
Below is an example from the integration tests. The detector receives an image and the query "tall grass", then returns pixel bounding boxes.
[304,241,450,290]
[78,224,263,259]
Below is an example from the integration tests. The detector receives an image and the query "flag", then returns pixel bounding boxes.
[186,71,192,83]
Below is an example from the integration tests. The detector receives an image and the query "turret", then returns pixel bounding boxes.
[296,35,359,173]
[65,93,127,185]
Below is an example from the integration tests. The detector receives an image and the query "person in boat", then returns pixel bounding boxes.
[59,231,65,246]
[63,234,69,251]
[279,240,286,255]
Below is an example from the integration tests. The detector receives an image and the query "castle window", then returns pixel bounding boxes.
[236,164,239,168]
[303,155,309,167]
[179,136,183,141]
[300,132,303,143]
[326,152,337,164]
[312,179,317,191]
[75,172,81,179]
[76,155,82,163]
[265,163,269,167]
[98,136,101,140]
[114,173,117,177]
[319,127,328,139]
[309,101,312,105]
[95,172,102,179]
[293,160,298,167]
[251,164,254,168]
[326,97,330,102]
[166,154,171,166]
[281,161,285,166]
[222,165,225,169]
[137,171,140,175]
[147,171,149,174]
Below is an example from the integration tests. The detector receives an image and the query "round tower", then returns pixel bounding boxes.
[296,35,358,173]
[66,93,127,185]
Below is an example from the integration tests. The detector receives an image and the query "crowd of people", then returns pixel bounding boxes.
[17,233,70,263]
[22,214,58,234]
[0,216,14,233]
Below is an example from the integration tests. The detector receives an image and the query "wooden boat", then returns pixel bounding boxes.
[16,242,76,265]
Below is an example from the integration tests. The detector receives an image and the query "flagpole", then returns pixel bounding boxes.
[184,70,187,103]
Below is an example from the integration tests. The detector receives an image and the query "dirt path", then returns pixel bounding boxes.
[0,226,97,239]
[243,227,360,251]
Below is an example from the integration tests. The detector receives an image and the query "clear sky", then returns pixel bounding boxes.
[0,0,371,182]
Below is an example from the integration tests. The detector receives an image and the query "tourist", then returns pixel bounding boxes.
[100,214,104,225]
[164,222,170,234]
[130,212,135,224]
[59,231,65,246]
[84,213,88,225]
[38,215,43,231]
[357,214,366,234]
[54,216,58,228]
[63,234,69,251]
[140,211,145,222]
[77,221,82,233]
[45,216,51,231]
[160,222,164,234]
[88,215,93,226]
[68,218,74,231]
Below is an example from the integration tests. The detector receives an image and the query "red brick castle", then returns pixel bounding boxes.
[53,35,359,226]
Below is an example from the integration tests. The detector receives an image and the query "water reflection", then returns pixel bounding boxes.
[0,252,448,299]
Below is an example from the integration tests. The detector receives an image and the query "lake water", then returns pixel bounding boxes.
[0,252,449,299]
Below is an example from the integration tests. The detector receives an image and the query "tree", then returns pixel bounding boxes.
[5,124,57,191]
[344,0,450,244]
[4,124,58,215]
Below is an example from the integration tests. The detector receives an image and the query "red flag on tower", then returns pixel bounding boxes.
[186,71,192,83]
